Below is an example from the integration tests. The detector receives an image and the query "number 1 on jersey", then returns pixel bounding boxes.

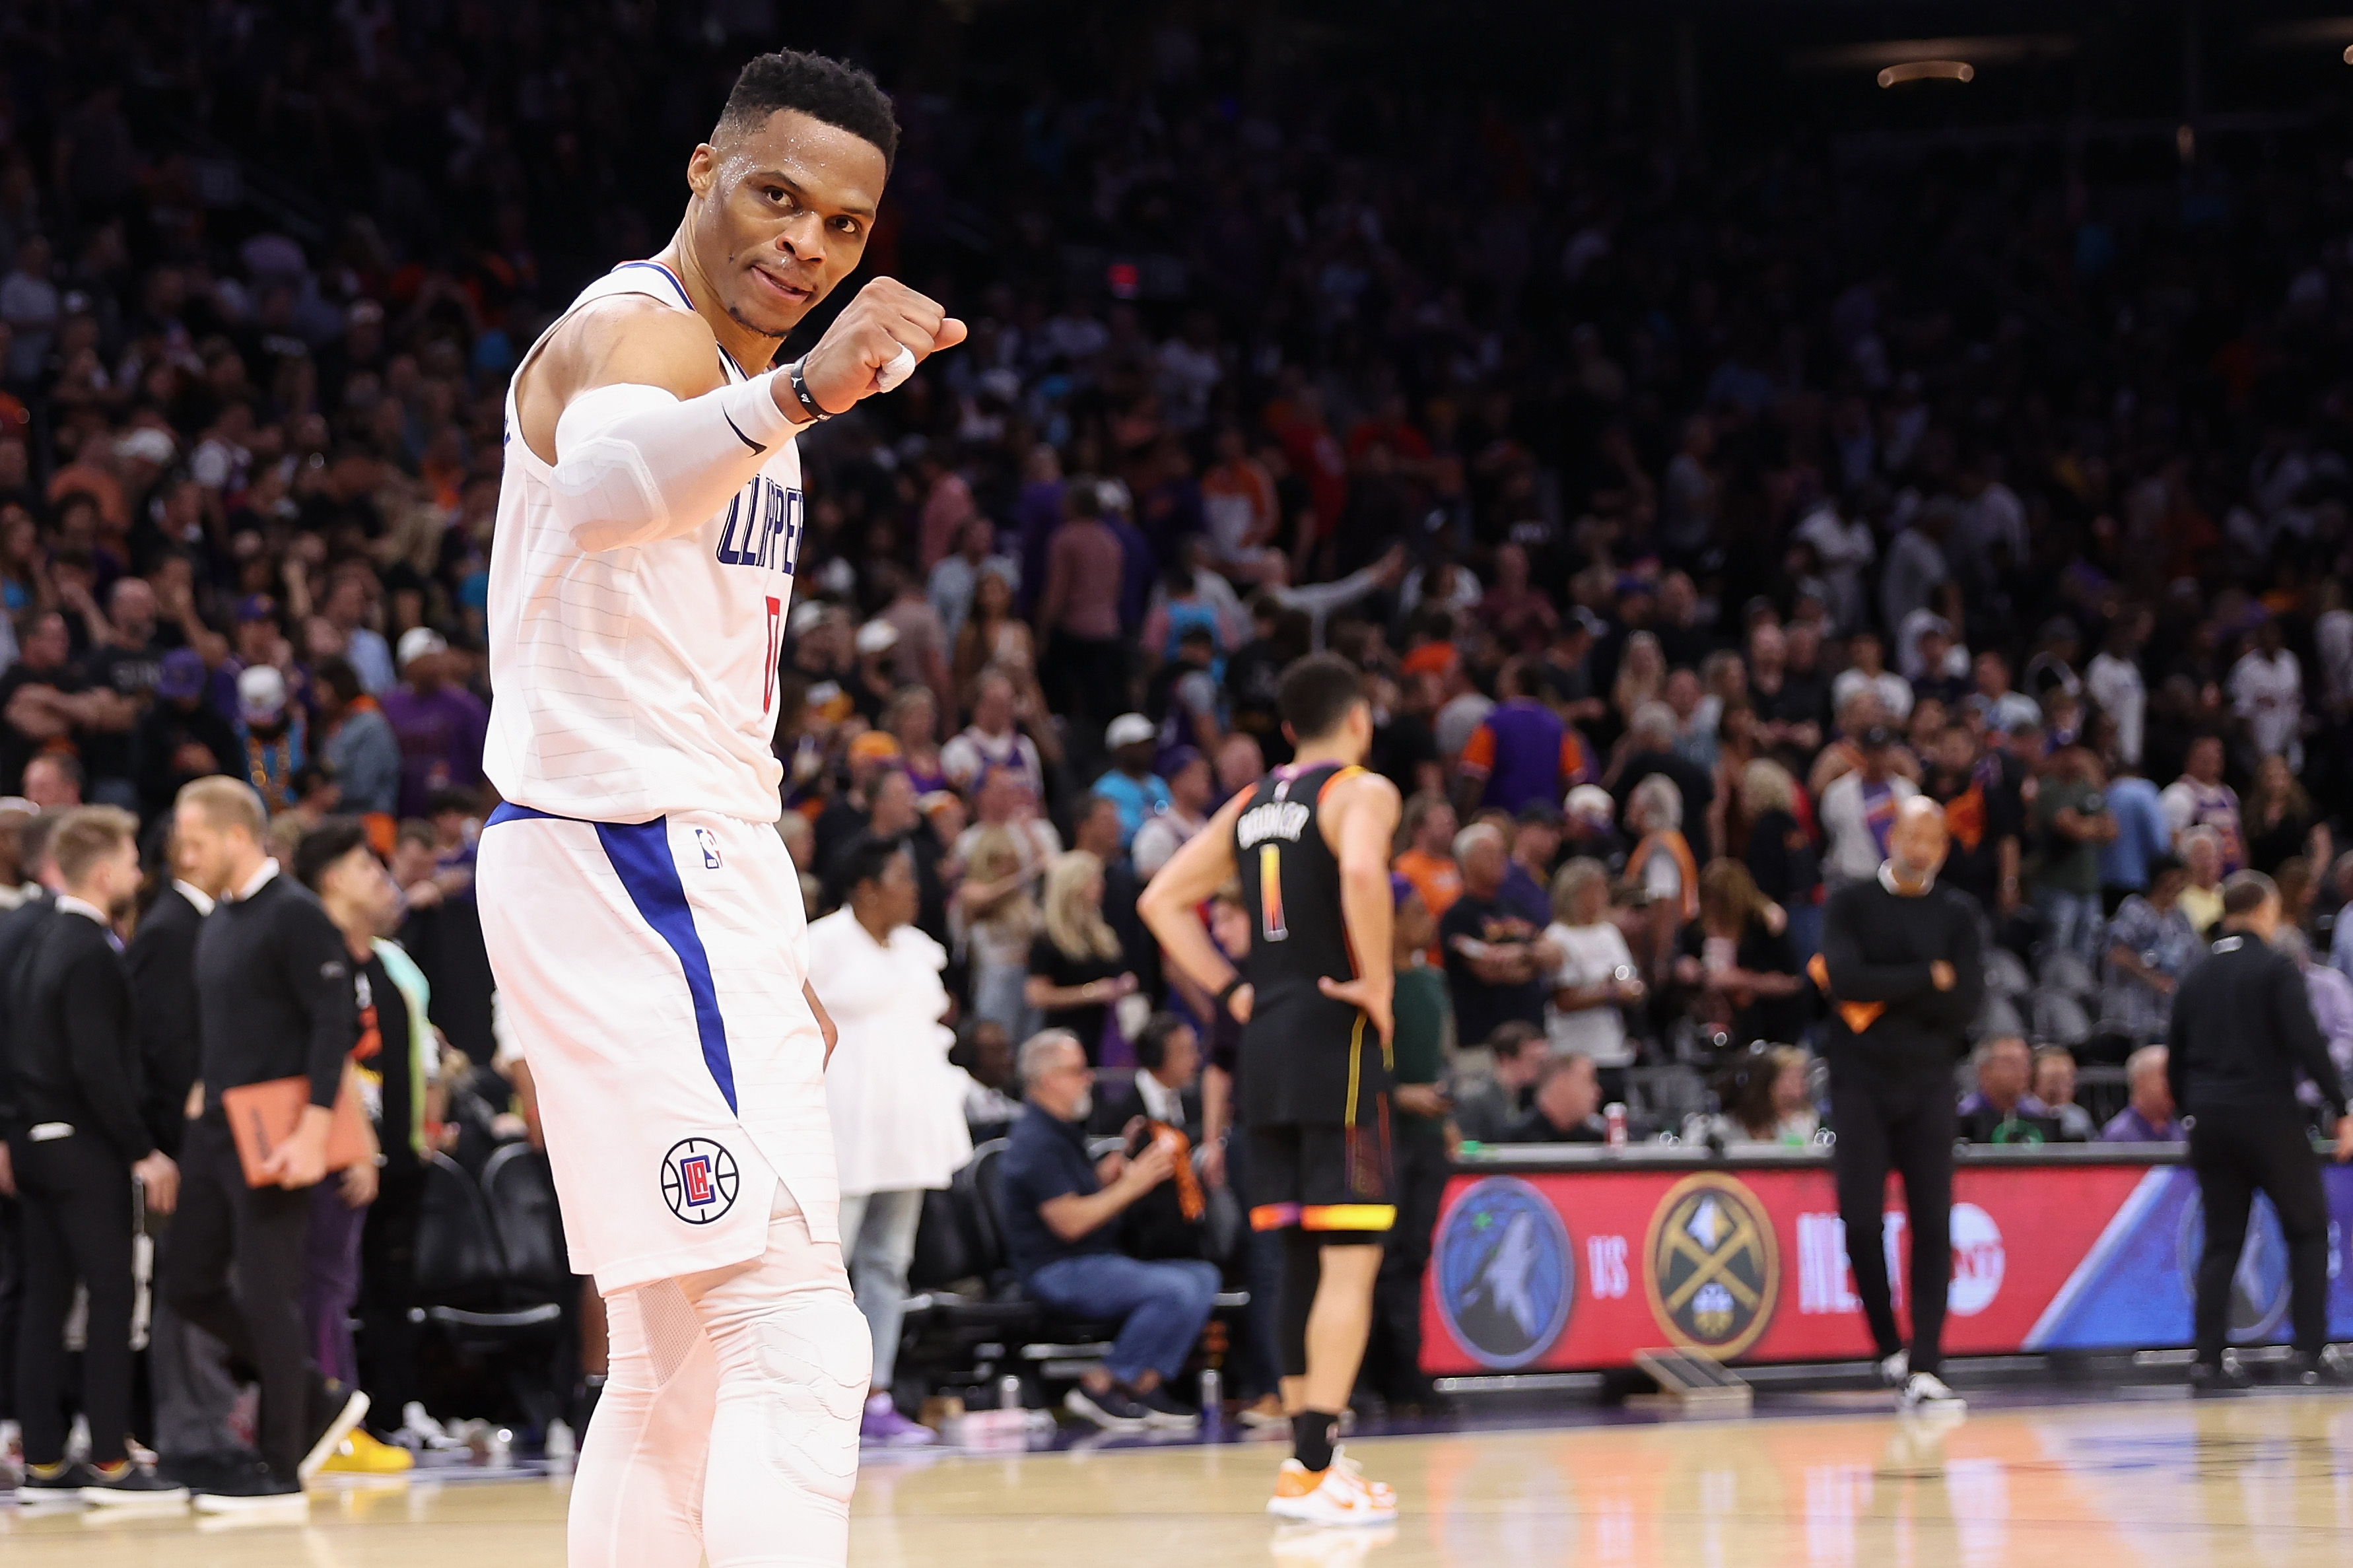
[1259,842,1288,943]
[763,596,781,713]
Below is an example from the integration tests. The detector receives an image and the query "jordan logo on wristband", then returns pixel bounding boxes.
[661,1138,741,1224]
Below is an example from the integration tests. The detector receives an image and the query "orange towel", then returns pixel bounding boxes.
[1808,952,1886,1036]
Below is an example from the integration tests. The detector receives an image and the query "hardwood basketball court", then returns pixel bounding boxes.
[8,1390,2351,1567]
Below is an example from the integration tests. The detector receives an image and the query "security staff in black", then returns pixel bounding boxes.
[163,777,364,1504]
[7,807,187,1501]
[1139,652,1404,1520]
[2167,870,2353,1390]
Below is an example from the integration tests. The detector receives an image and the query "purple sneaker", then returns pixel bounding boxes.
[860,1393,937,1449]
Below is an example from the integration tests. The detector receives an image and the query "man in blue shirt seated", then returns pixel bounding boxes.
[2099,1044,2186,1142]
[996,1029,1221,1432]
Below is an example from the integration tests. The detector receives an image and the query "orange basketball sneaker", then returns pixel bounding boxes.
[1267,1445,1397,1525]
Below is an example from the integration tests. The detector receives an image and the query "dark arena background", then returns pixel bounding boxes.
[5,1,2353,1564]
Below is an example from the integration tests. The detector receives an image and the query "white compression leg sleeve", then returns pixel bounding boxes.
[550,371,797,553]
[569,1278,719,1568]
[694,1188,871,1568]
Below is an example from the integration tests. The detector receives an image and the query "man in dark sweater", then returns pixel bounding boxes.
[126,818,251,1476]
[161,776,365,1508]
[2168,871,2353,1391]
[127,827,211,1158]
[1818,796,1979,1415]
[8,805,186,1501]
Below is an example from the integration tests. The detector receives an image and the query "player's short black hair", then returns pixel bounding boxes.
[719,50,899,169]
[293,815,375,892]
[1278,652,1367,743]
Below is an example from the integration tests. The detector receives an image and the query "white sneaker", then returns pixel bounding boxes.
[1268,1445,1398,1525]
[1876,1349,1909,1388]
[397,1402,464,1451]
[1897,1371,1966,1415]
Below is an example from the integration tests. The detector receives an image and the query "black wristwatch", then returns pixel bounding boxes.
[1217,976,1245,1015]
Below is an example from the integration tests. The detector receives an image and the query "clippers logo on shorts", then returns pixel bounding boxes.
[1432,1176,1575,1370]
[1644,1173,1779,1358]
[695,827,722,869]
[660,1137,741,1225]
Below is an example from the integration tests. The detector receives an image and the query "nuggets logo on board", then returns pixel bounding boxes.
[2174,1188,2290,1342]
[662,1137,741,1225]
[1644,1172,1779,1358]
[1432,1177,1576,1369]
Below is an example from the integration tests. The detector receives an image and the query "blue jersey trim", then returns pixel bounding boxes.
[595,817,737,1115]
[485,801,557,827]
[613,259,695,311]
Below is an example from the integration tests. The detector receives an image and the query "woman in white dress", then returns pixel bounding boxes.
[808,838,974,1447]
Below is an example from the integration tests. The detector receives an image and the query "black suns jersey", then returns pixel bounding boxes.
[1233,761,1392,1128]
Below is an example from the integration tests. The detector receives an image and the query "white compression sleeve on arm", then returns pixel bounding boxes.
[550,372,797,552]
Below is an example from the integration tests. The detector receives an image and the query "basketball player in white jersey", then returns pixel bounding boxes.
[473,51,961,1568]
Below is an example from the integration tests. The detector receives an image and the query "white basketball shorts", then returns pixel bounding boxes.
[478,803,837,1291]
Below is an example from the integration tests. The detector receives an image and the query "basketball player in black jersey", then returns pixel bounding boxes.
[1141,654,1402,1526]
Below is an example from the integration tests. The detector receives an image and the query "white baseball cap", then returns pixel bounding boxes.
[854,619,901,656]
[397,626,448,668]
[1566,784,1616,824]
[1105,713,1157,750]
[238,664,288,723]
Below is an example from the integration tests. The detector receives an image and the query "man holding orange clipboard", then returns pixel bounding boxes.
[156,776,368,1511]
[1816,795,1981,1419]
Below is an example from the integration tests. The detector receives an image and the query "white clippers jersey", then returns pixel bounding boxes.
[485,261,803,825]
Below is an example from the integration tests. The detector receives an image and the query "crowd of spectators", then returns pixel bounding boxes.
[7,2,2353,1445]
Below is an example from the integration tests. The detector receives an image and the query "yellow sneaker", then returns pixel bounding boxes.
[322,1429,414,1474]
[1267,1446,1396,1524]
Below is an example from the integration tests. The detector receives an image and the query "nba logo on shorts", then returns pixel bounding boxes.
[661,1138,740,1225]
[695,827,722,868]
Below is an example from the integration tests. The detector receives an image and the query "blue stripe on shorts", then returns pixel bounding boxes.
[485,803,737,1115]
[595,818,737,1116]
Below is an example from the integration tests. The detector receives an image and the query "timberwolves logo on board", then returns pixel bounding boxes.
[1433,1178,1575,1369]
[2173,1188,2291,1343]
[662,1138,741,1225]
[1644,1173,1779,1357]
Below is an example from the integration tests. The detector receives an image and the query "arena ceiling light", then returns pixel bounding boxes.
[1878,60,1973,88]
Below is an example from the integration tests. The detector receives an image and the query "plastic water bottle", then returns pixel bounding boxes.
[997,1373,1024,1411]
[1604,1102,1629,1148]
[1198,1367,1223,1416]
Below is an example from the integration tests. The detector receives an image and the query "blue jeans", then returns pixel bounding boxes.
[838,1188,926,1388]
[1024,1254,1222,1386]
[2038,888,2103,967]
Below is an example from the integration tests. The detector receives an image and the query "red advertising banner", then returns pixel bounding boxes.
[1420,1161,2160,1375]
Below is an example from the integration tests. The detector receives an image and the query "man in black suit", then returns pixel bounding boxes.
[127,818,247,1472]
[1090,1011,1206,1143]
[0,807,64,1441]
[9,806,185,1500]
[127,824,210,1157]
[1090,1011,1207,1262]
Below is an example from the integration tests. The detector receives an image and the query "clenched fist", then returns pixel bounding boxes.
[789,277,966,417]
